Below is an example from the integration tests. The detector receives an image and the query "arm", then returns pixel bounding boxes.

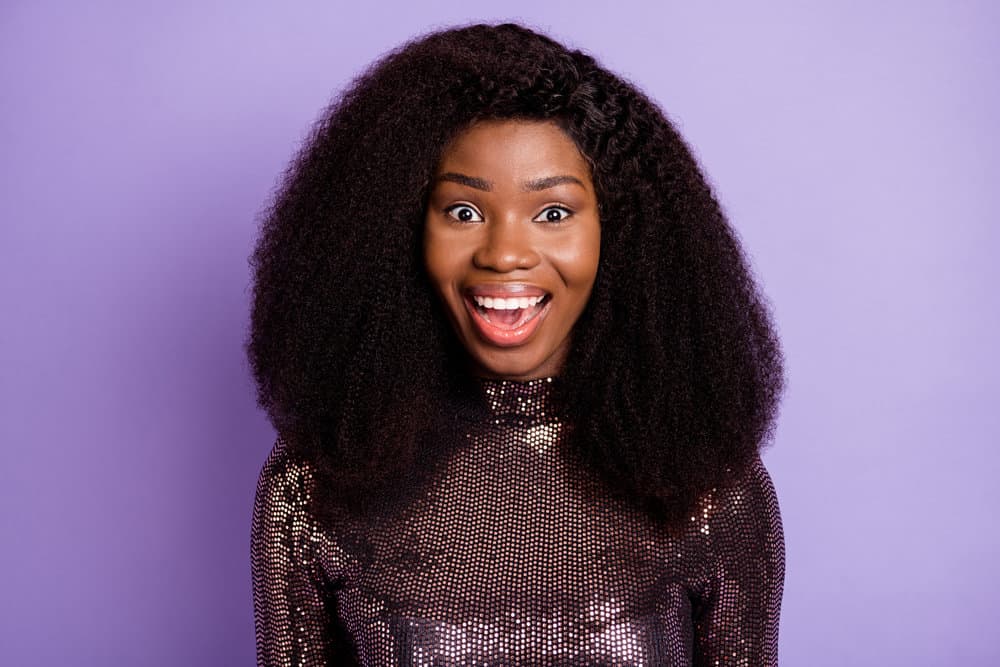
[251,439,350,666]
[692,456,785,666]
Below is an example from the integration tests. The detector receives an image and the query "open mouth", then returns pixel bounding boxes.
[463,291,552,346]
[469,294,551,328]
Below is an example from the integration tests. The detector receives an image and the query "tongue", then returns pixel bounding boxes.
[490,308,524,328]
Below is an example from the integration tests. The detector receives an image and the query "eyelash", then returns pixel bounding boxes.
[443,204,574,223]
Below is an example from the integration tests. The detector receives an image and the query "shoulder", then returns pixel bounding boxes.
[694,455,783,553]
[257,436,318,494]
[252,437,359,583]
[253,436,322,527]
[682,455,785,610]
[687,456,785,661]
[714,456,780,517]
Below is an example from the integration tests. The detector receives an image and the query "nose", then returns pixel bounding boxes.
[473,218,540,272]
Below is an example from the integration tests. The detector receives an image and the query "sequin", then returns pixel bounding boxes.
[252,377,784,665]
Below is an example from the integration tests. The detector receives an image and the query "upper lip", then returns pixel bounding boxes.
[464,283,549,298]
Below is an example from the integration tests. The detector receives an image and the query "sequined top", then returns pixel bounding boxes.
[252,377,784,666]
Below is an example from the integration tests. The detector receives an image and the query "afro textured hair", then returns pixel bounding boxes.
[246,22,785,530]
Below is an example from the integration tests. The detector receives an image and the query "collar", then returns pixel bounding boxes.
[475,376,561,422]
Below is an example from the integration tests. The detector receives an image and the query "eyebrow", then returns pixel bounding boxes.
[436,172,586,192]
[437,172,492,191]
[522,175,586,192]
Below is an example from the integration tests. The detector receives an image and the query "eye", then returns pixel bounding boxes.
[444,204,484,223]
[533,206,573,223]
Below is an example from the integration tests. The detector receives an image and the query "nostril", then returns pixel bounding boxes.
[473,244,540,272]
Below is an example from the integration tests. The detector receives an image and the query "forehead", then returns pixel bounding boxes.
[436,119,591,182]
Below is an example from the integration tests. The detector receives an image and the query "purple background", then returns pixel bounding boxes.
[2,1,997,665]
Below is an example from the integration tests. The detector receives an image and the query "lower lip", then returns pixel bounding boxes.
[464,297,550,347]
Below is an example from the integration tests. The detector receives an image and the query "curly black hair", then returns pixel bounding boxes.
[246,22,784,530]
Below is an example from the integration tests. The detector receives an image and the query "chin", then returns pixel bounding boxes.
[470,346,560,381]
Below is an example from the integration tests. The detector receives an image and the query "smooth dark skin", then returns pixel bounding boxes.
[424,120,601,380]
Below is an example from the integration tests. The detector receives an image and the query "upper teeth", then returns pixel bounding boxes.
[473,295,544,310]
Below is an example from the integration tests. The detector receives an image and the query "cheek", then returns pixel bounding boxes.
[553,232,601,289]
[422,227,446,283]
[423,228,462,300]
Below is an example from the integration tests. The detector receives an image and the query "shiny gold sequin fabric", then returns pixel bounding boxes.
[252,378,784,666]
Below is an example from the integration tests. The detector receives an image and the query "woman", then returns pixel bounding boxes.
[248,23,785,666]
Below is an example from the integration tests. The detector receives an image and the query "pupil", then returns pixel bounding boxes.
[547,209,561,221]
[459,208,472,221]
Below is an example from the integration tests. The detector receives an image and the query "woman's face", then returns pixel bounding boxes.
[424,119,601,380]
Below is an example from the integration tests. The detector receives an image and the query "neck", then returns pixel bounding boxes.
[475,375,561,422]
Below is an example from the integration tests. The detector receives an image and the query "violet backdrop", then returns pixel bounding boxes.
[1,1,997,665]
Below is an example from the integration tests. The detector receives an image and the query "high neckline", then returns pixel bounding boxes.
[475,376,561,421]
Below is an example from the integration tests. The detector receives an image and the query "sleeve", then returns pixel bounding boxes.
[691,456,785,666]
[251,438,353,666]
